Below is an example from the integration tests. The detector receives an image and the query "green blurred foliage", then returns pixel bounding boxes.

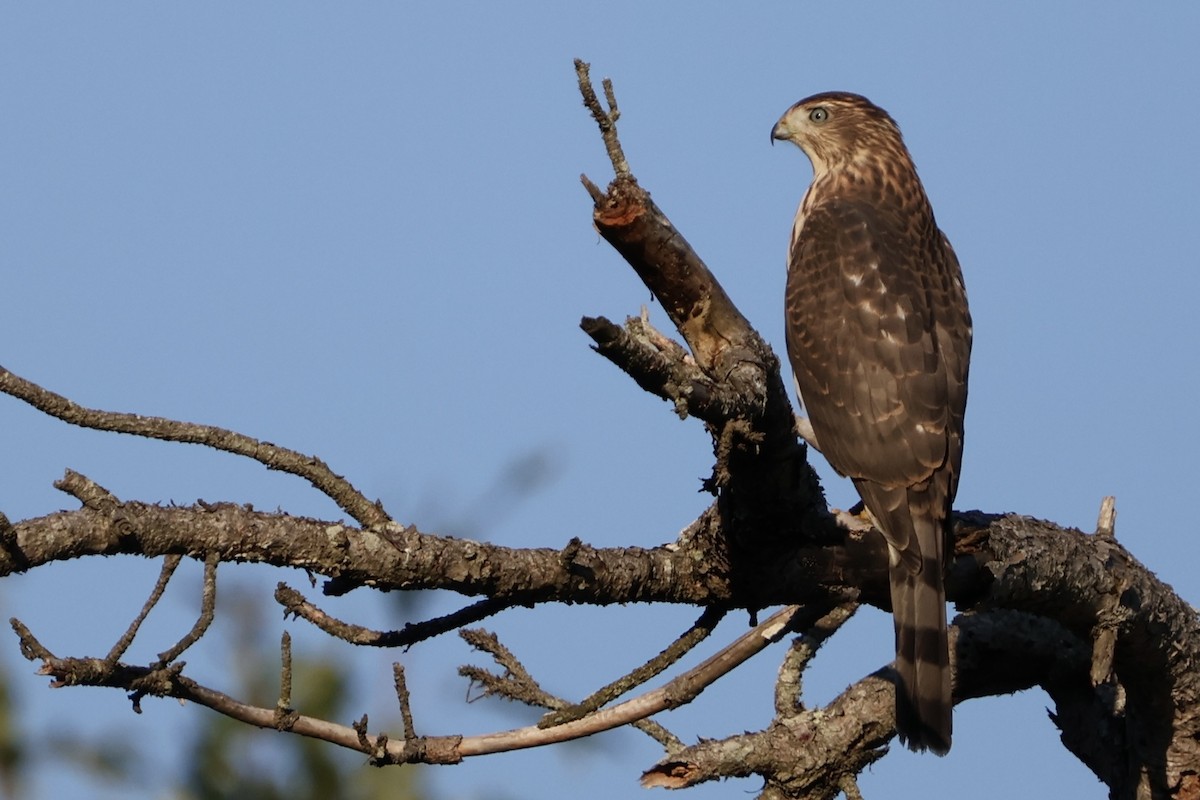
[0,576,428,800]
[179,582,427,800]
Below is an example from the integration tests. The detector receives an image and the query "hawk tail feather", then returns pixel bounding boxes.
[889,517,952,755]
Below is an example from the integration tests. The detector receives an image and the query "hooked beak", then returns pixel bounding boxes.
[770,117,791,146]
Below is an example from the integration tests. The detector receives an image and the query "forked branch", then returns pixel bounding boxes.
[0,364,388,527]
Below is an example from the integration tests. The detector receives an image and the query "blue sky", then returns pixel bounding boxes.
[2,4,1197,799]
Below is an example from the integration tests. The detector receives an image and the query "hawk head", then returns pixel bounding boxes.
[771,92,906,178]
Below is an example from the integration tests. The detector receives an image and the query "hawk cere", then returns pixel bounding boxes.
[772,93,972,754]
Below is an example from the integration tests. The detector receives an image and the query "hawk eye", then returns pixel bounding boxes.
[809,107,829,123]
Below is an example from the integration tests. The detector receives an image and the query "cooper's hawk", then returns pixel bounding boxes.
[772,92,971,754]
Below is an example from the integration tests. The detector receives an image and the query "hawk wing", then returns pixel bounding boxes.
[785,198,970,754]
[785,198,960,497]
[934,232,971,503]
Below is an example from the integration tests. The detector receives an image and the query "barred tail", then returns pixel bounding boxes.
[890,534,952,755]
[853,479,953,753]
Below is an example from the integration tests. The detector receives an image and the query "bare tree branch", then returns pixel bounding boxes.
[541,604,728,728]
[54,469,119,510]
[275,631,299,731]
[105,555,182,665]
[458,605,810,756]
[2,496,864,605]
[0,364,389,527]
[574,59,629,179]
[580,314,749,423]
[10,607,805,765]
[774,601,859,716]
[643,611,1091,796]
[275,584,518,647]
[153,550,219,668]
[393,663,417,743]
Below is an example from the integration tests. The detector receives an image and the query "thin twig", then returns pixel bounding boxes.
[454,606,811,758]
[0,364,388,528]
[574,58,630,179]
[541,605,727,728]
[106,555,183,665]
[276,584,516,647]
[153,551,219,668]
[279,631,293,710]
[774,600,859,716]
[10,618,55,662]
[459,627,683,747]
[580,173,604,202]
[635,718,686,753]
[458,605,807,756]
[459,628,545,705]
[394,663,417,742]
[275,632,300,731]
